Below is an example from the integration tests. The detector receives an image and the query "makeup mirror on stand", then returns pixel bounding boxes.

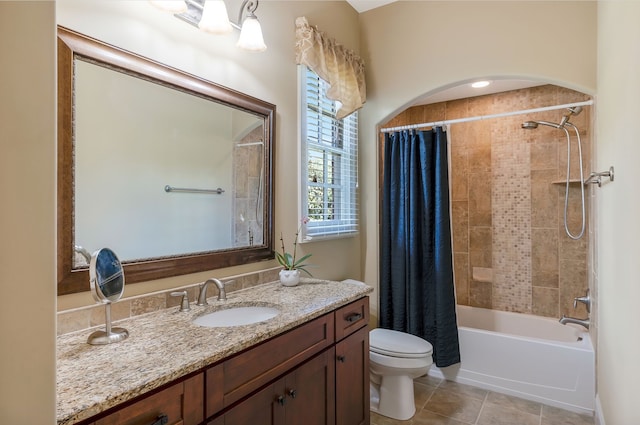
[78,247,129,345]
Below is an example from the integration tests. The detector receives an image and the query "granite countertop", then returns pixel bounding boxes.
[57,278,373,425]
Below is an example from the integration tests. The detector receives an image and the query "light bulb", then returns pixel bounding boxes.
[471,81,491,88]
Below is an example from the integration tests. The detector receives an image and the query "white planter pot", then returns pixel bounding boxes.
[279,269,301,287]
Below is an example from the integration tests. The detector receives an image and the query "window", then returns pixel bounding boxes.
[299,65,358,241]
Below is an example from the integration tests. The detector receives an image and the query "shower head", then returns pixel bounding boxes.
[521,120,562,129]
[523,105,584,130]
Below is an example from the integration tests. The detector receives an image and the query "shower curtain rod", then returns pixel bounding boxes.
[379,99,594,133]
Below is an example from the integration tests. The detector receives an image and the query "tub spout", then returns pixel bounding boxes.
[559,315,589,330]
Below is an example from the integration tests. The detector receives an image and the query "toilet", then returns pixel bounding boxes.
[369,328,433,420]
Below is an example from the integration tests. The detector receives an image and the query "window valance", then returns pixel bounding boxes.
[295,16,366,119]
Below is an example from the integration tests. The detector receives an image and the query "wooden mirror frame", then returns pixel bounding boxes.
[57,26,275,295]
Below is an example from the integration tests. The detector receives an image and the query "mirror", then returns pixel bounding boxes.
[90,247,125,303]
[58,27,275,295]
[87,248,128,345]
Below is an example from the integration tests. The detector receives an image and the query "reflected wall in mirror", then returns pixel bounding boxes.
[58,27,275,295]
[74,59,265,262]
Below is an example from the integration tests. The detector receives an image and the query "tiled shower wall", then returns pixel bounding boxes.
[382,85,591,318]
[233,126,264,247]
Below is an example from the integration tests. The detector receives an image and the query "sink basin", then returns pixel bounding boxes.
[193,306,280,328]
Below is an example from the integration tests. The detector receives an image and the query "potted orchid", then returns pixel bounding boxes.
[276,217,312,286]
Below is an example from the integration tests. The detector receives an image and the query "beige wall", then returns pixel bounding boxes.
[0,2,57,423]
[384,85,592,319]
[56,0,363,310]
[596,1,640,424]
[358,0,597,333]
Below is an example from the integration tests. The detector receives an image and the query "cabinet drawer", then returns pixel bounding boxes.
[94,373,203,425]
[334,297,369,341]
[209,312,335,410]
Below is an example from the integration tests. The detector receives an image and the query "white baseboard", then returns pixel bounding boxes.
[595,393,605,425]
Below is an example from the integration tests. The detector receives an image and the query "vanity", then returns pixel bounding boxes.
[57,279,372,425]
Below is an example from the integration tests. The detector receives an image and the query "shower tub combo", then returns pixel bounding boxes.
[429,305,595,415]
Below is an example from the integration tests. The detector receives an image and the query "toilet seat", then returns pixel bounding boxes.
[370,328,433,358]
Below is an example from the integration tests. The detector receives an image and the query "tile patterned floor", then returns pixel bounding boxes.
[371,376,596,425]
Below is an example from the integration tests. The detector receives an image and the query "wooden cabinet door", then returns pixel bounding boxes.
[335,326,369,425]
[215,378,285,425]
[284,349,335,425]
[214,350,336,425]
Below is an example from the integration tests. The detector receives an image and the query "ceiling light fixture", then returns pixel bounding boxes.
[471,80,491,88]
[150,0,267,52]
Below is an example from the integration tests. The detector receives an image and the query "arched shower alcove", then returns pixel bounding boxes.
[377,79,594,320]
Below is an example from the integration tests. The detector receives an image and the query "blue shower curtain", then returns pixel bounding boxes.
[380,128,460,367]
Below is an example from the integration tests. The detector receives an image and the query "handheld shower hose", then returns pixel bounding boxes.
[559,122,586,240]
[521,109,586,240]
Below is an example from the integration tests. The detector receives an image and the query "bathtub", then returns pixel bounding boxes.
[429,305,595,415]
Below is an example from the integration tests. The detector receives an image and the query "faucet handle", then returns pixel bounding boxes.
[170,291,191,312]
[573,289,591,313]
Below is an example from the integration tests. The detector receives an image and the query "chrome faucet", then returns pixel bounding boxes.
[559,289,590,330]
[196,278,227,305]
[559,315,589,330]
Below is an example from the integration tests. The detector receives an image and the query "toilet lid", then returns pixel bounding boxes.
[370,328,433,358]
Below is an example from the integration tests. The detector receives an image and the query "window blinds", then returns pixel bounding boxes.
[300,66,358,241]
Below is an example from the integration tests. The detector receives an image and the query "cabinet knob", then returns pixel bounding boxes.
[277,395,286,406]
[288,389,297,399]
[337,355,346,363]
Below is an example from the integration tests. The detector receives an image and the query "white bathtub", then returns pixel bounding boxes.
[429,305,595,415]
